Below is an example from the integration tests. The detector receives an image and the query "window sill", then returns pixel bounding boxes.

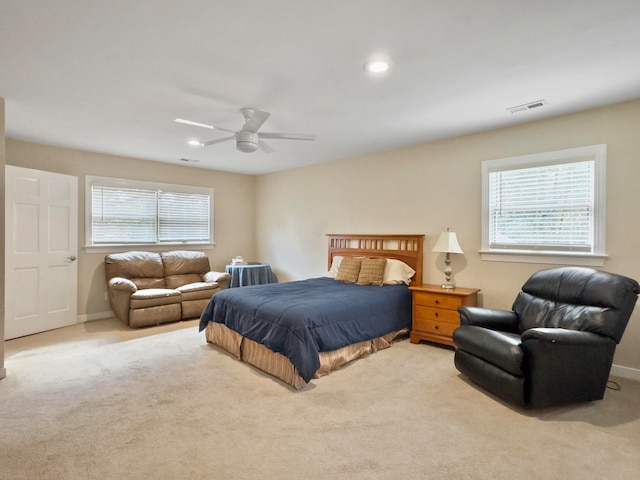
[84,243,215,254]
[479,250,607,267]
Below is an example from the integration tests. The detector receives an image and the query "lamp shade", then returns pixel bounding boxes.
[432,229,464,254]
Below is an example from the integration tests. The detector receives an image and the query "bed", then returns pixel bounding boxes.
[199,234,424,388]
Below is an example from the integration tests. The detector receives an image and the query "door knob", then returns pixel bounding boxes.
[67,255,77,262]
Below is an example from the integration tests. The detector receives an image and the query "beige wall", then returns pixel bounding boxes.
[4,99,640,376]
[1,98,5,379]
[256,99,640,374]
[6,140,256,319]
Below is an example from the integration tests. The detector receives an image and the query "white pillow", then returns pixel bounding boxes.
[327,256,415,285]
[325,256,344,278]
[382,259,416,285]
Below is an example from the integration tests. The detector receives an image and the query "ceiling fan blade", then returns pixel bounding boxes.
[241,108,271,133]
[258,139,275,154]
[202,135,235,146]
[175,118,236,134]
[175,118,214,129]
[259,132,316,141]
[213,126,236,133]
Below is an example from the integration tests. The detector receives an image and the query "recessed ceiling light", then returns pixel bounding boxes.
[364,59,390,74]
[179,158,200,163]
[187,139,202,147]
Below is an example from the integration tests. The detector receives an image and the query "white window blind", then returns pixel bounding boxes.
[92,186,157,244]
[158,191,210,242]
[87,176,213,246]
[488,161,594,252]
[481,144,606,265]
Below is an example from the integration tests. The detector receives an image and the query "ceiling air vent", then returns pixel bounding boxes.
[507,99,549,114]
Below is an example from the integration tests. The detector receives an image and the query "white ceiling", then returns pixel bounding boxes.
[2,1,640,175]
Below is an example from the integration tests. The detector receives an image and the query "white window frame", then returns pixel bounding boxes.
[85,176,214,251]
[480,144,607,266]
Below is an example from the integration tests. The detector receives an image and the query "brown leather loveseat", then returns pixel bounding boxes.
[105,250,231,328]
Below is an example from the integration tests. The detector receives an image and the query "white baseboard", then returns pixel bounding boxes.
[610,364,640,382]
[77,310,114,323]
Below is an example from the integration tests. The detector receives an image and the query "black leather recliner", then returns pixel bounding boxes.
[453,267,639,408]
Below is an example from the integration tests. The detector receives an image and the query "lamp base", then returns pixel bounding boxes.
[441,254,455,289]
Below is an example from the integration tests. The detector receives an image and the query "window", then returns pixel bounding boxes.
[480,144,606,266]
[86,176,213,248]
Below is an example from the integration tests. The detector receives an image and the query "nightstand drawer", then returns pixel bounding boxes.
[412,318,458,338]
[413,292,463,310]
[414,305,460,324]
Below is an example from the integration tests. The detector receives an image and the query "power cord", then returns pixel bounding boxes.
[606,379,621,391]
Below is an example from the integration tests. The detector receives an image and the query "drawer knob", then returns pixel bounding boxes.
[435,300,439,305]
[435,312,439,317]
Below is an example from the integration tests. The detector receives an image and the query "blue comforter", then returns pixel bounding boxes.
[199,277,412,382]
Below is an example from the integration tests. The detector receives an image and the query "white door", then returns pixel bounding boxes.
[4,166,78,340]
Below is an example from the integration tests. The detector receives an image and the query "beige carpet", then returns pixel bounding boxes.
[2,318,639,480]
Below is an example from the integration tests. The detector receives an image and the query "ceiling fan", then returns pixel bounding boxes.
[175,108,316,153]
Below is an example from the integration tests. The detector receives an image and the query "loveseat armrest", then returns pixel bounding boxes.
[108,277,137,293]
[203,271,231,289]
[107,277,137,324]
[458,306,520,333]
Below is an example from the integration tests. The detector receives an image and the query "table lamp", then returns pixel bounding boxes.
[432,228,464,289]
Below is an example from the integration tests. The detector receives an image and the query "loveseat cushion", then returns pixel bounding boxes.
[130,288,181,309]
[177,282,220,301]
[161,251,211,289]
[166,273,203,289]
[105,251,165,282]
[453,326,524,377]
[130,277,166,290]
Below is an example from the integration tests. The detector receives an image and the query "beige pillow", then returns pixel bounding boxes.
[357,258,387,286]
[335,257,362,283]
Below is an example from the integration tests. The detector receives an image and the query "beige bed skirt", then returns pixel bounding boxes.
[204,321,408,389]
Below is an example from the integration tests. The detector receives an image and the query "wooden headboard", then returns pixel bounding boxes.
[326,234,425,284]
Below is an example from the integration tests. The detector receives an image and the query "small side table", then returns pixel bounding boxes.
[408,284,480,347]
[225,262,278,288]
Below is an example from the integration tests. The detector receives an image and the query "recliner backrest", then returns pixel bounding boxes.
[512,267,640,343]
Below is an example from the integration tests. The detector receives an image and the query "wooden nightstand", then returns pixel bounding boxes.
[409,284,480,347]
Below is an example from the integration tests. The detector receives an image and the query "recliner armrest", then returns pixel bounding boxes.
[458,306,520,333]
[520,327,617,407]
[521,327,611,347]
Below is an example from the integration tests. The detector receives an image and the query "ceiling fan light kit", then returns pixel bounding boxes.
[175,108,315,154]
[235,131,259,153]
